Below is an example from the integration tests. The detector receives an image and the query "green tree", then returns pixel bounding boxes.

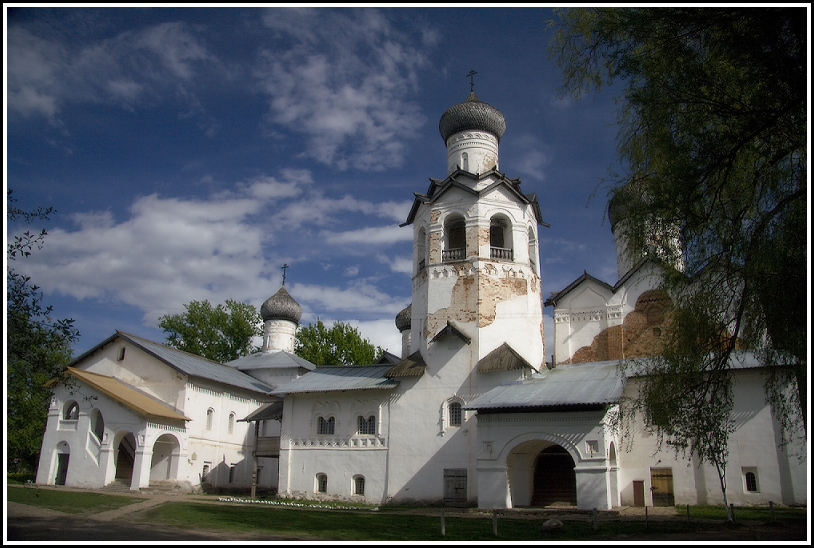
[158,299,262,362]
[549,7,806,520]
[295,319,384,366]
[7,190,79,472]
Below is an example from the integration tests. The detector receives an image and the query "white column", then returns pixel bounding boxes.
[130,435,153,490]
[575,466,611,510]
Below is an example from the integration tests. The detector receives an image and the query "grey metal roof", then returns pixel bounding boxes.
[465,360,625,411]
[385,350,427,378]
[113,331,275,395]
[401,171,546,228]
[271,365,399,395]
[241,400,284,422]
[227,349,316,372]
[623,351,767,377]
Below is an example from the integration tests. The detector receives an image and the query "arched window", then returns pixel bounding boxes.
[206,408,214,431]
[90,408,105,441]
[745,472,757,492]
[443,214,466,262]
[461,152,469,172]
[357,415,376,435]
[63,401,79,421]
[448,402,462,427]
[318,416,335,435]
[316,473,328,493]
[228,412,235,434]
[743,468,759,492]
[353,475,366,496]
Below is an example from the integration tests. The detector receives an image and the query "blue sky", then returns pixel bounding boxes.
[6,6,624,360]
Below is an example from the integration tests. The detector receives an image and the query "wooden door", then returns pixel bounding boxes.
[443,469,467,507]
[633,480,645,507]
[650,468,674,506]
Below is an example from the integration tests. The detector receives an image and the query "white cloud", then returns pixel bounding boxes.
[9,172,413,335]
[510,133,551,182]
[7,20,213,122]
[255,8,432,171]
[290,280,406,317]
[323,225,412,246]
[377,254,413,275]
[271,194,411,230]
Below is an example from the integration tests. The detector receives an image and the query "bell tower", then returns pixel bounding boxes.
[401,86,548,372]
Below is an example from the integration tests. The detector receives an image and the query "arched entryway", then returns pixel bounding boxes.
[150,434,180,482]
[505,439,578,507]
[115,433,137,485]
[530,445,577,507]
[54,441,70,485]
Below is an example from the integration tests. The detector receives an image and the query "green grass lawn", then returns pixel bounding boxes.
[137,501,807,542]
[7,485,146,514]
[8,483,806,541]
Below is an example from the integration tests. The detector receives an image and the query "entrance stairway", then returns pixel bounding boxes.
[141,480,193,495]
[100,479,136,493]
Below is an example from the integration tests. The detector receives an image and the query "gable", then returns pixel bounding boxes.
[65,367,191,421]
[570,286,611,310]
[71,331,275,396]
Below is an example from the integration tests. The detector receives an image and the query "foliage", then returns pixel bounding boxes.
[7,190,79,472]
[549,7,806,520]
[158,299,262,363]
[295,319,383,366]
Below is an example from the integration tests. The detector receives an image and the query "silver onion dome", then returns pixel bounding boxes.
[439,92,506,143]
[395,304,412,332]
[261,286,302,324]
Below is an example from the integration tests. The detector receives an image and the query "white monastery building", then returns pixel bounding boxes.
[37,91,806,510]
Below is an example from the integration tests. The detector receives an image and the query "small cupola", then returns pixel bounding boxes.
[439,91,506,176]
[395,304,412,358]
[260,286,302,353]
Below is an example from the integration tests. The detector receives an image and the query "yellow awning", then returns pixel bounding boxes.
[66,367,191,421]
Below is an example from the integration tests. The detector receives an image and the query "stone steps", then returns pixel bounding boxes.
[101,479,137,493]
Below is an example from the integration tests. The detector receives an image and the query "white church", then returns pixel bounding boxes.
[35,91,806,510]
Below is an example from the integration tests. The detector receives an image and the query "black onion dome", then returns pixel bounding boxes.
[439,92,506,143]
[608,180,653,231]
[395,304,412,332]
[261,286,302,323]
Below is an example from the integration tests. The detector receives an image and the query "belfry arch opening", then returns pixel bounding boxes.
[527,226,538,273]
[490,214,513,261]
[443,214,466,262]
[416,227,427,272]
